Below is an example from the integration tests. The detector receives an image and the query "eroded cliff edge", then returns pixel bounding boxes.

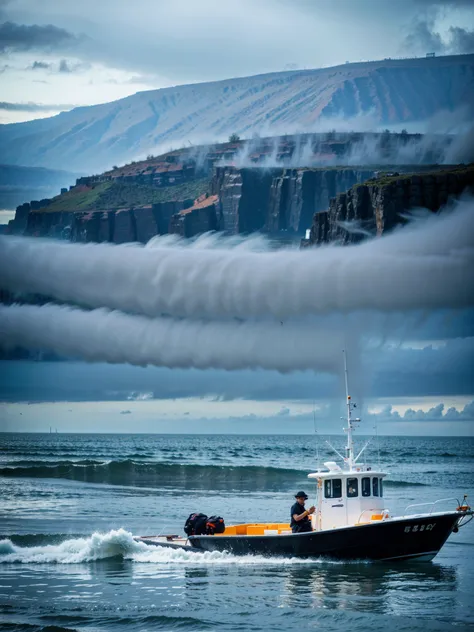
[306,164,474,246]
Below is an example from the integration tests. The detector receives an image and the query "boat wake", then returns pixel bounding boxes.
[0,529,361,565]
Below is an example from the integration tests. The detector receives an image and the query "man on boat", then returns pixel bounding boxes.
[291,491,315,533]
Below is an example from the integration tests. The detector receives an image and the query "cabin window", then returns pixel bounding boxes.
[380,478,384,497]
[347,478,358,497]
[373,477,379,497]
[324,478,342,498]
[362,477,371,497]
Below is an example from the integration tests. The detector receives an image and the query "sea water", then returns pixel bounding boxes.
[0,433,473,631]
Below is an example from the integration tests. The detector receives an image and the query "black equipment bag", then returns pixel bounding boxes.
[206,515,225,535]
[184,513,208,536]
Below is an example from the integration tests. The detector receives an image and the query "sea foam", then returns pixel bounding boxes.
[0,528,348,565]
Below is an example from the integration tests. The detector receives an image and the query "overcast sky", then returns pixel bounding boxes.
[1,331,473,435]
[1,0,474,123]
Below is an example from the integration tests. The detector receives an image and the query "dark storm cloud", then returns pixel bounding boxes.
[448,26,474,52]
[0,335,472,403]
[0,21,77,54]
[1,0,473,86]
[404,19,445,54]
[372,338,474,398]
[0,101,75,111]
[404,19,474,54]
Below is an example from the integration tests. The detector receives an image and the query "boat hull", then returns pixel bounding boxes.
[189,512,462,562]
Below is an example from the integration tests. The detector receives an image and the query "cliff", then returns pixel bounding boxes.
[169,195,219,238]
[211,165,449,235]
[307,164,474,245]
[0,54,472,172]
[9,163,463,243]
[5,176,208,242]
[16,200,197,244]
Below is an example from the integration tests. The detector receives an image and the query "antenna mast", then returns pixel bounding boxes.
[343,350,359,470]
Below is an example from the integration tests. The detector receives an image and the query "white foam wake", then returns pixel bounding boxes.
[0,529,344,565]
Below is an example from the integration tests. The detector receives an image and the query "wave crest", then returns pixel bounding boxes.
[0,460,307,491]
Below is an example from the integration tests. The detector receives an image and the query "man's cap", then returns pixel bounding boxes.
[295,491,308,499]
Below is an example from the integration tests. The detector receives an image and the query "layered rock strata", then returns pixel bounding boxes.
[14,199,196,243]
[212,166,377,234]
[169,195,219,238]
[307,165,474,245]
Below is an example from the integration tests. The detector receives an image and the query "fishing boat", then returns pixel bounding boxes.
[137,352,472,562]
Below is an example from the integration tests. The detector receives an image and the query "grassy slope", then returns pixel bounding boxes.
[355,164,474,189]
[39,178,210,213]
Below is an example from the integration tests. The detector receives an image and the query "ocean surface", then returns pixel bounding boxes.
[0,433,473,632]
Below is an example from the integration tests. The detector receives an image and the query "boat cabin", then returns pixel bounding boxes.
[308,461,388,531]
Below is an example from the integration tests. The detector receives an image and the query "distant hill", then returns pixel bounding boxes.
[0,164,81,210]
[0,54,472,173]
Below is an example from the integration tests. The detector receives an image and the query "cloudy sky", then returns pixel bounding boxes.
[1,350,473,435]
[1,0,474,123]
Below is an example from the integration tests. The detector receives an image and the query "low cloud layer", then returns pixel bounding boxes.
[370,400,474,423]
[1,333,473,403]
[0,101,75,112]
[1,198,473,321]
[0,303,343,373]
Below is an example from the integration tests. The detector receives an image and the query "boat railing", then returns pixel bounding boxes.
[357,508,390,524]
[403,497,459,516]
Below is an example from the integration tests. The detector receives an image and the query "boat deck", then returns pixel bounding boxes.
[216,523,291,536]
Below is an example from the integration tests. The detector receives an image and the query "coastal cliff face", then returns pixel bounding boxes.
[307,165,474,245]
[9,165,472,244]
[12,200,194,243]
[169,195,219,238]
[265,168,376,233]
[212,166,377,234]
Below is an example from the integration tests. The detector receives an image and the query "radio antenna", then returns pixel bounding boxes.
[313,400,320,468]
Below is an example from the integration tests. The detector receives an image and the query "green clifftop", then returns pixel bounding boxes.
[37,178,210,214]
